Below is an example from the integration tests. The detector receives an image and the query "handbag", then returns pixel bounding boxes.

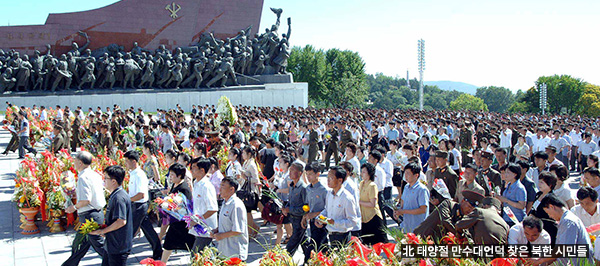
[261,200,285,224]
[236,173,258,211]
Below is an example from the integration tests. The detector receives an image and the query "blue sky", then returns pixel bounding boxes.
[2,0,600,92]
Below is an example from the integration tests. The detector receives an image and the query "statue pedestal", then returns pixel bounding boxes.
[2,82,308,111]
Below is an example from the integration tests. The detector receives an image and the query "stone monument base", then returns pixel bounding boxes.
[1,82,308,111]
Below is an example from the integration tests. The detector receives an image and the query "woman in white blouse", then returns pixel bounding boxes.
[241,146,261,238]
[225,147,243,178]
[550,164,575,209]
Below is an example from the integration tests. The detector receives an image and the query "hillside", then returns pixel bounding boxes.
[425,81,478,95]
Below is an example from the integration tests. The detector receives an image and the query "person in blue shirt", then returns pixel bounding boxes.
[496,163,527,226]
[394,162,429,233]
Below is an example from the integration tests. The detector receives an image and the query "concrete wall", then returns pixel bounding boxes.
[1,83,308,111]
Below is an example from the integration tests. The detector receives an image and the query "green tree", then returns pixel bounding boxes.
[450,94,488,111]
[579,83,600,117]
[288,45,327,104]
[508,87,539,114]
[289,46,368,108]
[536,75,585,114]
[475,86,515,113]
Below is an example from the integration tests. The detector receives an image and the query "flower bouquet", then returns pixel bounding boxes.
[154,192,211,235]
[73,218,106,250]
[316,214,332,225]
[214,96,238,128]
[140,258,166,266]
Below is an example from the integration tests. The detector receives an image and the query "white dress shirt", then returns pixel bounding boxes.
[374,165,386,192]
[570,203,600,230]
[379,159,394,188]
[128,167,149,203]
[190,176,219,237]
[343,178,361,231]
[508,223,552,245]
[320,187,360,233]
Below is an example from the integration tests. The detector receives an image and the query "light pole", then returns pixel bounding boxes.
[539,83,547,116]
[417,39,425,111]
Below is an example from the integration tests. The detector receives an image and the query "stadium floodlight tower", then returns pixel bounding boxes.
[540,83,547,115]
[417,39,425,111]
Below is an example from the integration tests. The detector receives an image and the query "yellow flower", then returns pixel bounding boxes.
[302,205,310,212]
[319,215,325,220]
[19,196,25,203]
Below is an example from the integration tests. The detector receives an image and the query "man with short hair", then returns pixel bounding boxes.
[189,157,219,252]
[579,133,598,174]
[434,151,459,198]
[570,187,600,229]
[527,151,548,187]
[530,194,594,265]
[213,177,248,261]
[455,163,485,202]
[63,151,106,266]
[316,166,360,249]
[545,145,564,167]
[302,162,328,260]
[90,165,133,266]
[508,216,551,245]
[16,110,37,159]
[282,162,308,257]
[394,162,429,233]
[123,150,162,260]
[583,168,600,199]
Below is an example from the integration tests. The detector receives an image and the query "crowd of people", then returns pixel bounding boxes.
[5,102,600,266]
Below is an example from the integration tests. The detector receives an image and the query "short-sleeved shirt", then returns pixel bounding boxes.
[306,181,328,214]
[217,195,248,260]
[359,180,381,223]
[128,168,149,203]
[400,181,430,233]
[287,179,307,217]
[105,187,133,254]
[343,177,361,231]
[76,167,106,212]
[502,180,527,223]
[260,148,277,179]
[519,177,538,204]
[19,119,29,137]
[556,210,594,265]
[190,177,219,237]
[508,222,551,245]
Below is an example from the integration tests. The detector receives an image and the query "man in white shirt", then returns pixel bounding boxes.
[579,133,598,174]
[375,146,395,223]
[570,126,582,172]
[315,166,360,249]
[340,162,361,236]
[63,151,107,266]
[499,124,513,151]
[40,106,48,121]
[508,216,551,245]
[55,105,64,121]
[570,187,600,230]
[189,157,219,253]
[124,150,162,259]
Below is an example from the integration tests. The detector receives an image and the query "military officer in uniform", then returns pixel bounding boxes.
[98,123,115,157]
[338,120,353,152]
[476,151,502,196]
[459,122,473,166]
[71,110,82,152]
[323,121,339,168]
[307,121,319,164]
[433,151,460,199]
[414,179,466,241]
[51,124,67,154]
[456,193,510,245]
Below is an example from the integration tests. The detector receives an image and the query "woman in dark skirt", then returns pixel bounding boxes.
[528,172,558,245]
[359,162,388,245]
[161,163,196,264]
